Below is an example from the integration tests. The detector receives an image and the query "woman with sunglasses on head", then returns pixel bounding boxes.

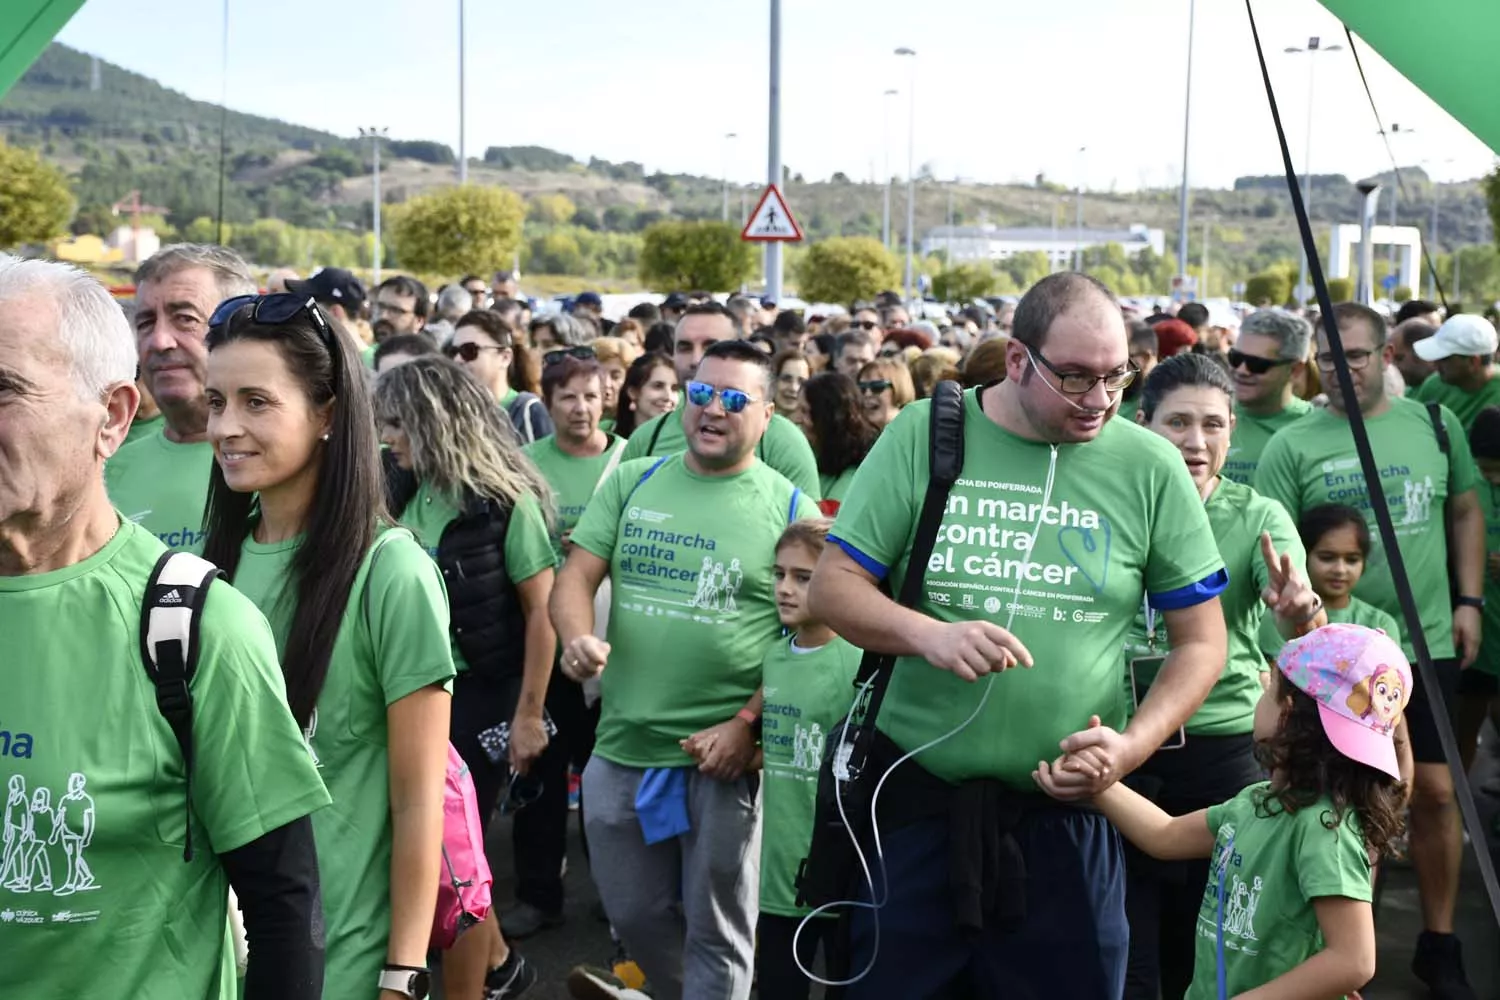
[200,295,463,1000]
[796,371,879,517]
[375,355,558,998]
[449,310,553,445]
[1119,353,1328,1000]
[611,351,679,440]
[856,357,915,432]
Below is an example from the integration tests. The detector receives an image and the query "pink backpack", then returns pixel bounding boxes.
[431,743,494,949]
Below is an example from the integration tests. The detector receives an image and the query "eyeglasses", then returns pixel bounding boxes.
[849,319,879,331]
[445,341,509,362]
[686,380,761,413]
[1315,349,1376,371]
[859,379,894,395]
[544,345,596,367]
[500,775,543,816]
[1026,345,1137,395]
[1226,349,1294,376]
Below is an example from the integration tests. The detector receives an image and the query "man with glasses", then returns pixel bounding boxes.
[849,305,884,341]
[621,302,821,497]
[1220,309,1313,486]
[371,275,429,344]
[1255,302,1486,999]
[551,340,816,1000]
[807,271,1228,1000]
[107,244,258,551]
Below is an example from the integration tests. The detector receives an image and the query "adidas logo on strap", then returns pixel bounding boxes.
[159,589,183,605]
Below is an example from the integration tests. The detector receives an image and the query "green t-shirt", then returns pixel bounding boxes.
[818,465,860,515]
[525,434,626,557]
[621,409,822,500]
[760,635,863,917]
[361,342,378,369]
[1254,396,1479,661]
[830,391,1227,786]
[1258,595,1403,665]
[1188,782,1373,1000]
[571,455,815,767]
[104,430,216,552]
[397,482,557,673]
[122,411,165,449]
[0,519,330,1000]
[1223,398,1313,486]
[1116,394,1141,424]
[1475,480,1500,678]
[230,527,456,1000]
[1125,478,1302,735]
[1414,370,1500,431]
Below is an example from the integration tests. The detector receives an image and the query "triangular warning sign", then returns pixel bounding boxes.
[741,184,803,242]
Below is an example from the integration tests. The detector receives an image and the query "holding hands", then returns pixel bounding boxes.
[680,718,758,781]
[1034,715,1144,802]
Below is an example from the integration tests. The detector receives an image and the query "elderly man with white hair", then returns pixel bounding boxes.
[0,255,330,1000]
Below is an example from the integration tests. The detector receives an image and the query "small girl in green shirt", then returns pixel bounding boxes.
[1036,623,1411,999]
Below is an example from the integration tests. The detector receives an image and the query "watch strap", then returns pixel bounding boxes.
[378,967,427,999]
[1457,595,1486,610]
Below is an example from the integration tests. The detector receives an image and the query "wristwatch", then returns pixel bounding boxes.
[378,966,430,1000]
[1456,595,1487,611]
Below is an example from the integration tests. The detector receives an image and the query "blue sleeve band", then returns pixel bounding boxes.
[1149,567,1230,611]
[830,535,889,581]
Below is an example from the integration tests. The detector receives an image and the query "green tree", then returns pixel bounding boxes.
[390,184,526,277]
[999,251,1053,291]
[795,237,900,305]
[527,229,587,275]
[1393,285,1413,303]
[932,262,996,303]
[182,216,224,244]
[528,193,577,226]
[1243,271,1289,307]
[1483,167,1500,252]
[639,220,756,292]
[1326,277,1354,302]
[0,141,75,249]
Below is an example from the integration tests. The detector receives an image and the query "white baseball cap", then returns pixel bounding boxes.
[1414,314,1499,362]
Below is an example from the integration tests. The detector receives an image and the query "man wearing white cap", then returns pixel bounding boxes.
[1413,313,1500,430]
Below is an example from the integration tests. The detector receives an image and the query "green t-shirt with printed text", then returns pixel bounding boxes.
[1254,396,1479,661]
[571,455,815,767]
[105,430,215,552]
[621,409,822,500]
[1188,782,1373,1000]
[0,520,330,1000]
[830,390,1226,787]
[525,434,626,558]
[397,482,557,673]
[230,527,456,1000]
[760,635,863,917]
[1414,371,1500,431]
[1223,398,1313,486]
[1259,596,1403,665]
[1125,477,1303,735]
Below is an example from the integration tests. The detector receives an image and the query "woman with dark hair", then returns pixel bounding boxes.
[797,371,878,516]
[770,348,810,414]
[375,355,557,997]
[448,309,553,444]
[803,332,836,372]
[1119,352,1327,1000]
[200,296,468,1000]
[612,351,679,440]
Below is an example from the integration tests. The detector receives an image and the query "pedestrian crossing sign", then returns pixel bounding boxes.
[741,184,803,242]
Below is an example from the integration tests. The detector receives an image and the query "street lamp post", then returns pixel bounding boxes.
[1285,37,1342,304]
[1385,123,1416,291]
[1074,146,1086,271]
[1175,0,1196,298]
[721,132,737,222]
[766,0,784,301]
[457,0,467,184]
[359,127,389,286]
[882,88,898,250]
[896,47,917,304]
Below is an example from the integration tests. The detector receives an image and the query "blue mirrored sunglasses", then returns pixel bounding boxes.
[686,380,758,413]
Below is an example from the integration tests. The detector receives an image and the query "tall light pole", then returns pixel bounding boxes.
[766,0,784,301]
[882,88,898,250]
[1074,146,1087,271]
[896,47,917,304]
[360,127,389,286]
[721,132,737,222]
[1424,157,1455,301]
[1175,0,1196,299]
[1384,123,1415,291]
[1285,37,1342,304]
[453,0,465,183]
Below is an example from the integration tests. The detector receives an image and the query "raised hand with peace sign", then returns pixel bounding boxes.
[1260,531,1327,640]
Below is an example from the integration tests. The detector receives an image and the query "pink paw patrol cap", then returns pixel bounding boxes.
[1276,623,1412,780]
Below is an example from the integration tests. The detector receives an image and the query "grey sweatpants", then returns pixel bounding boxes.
[582,756,762,1000]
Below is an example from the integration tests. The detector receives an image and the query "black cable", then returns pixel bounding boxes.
[214,0,230,246]
[1246,0,1500,933]
[1341,27,1449,311]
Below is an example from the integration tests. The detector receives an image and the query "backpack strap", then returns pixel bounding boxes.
[140,549,222,862]
[645,415,667,456]
[592,436,628,495]
[1427,401,1450,456]
[788,487,802,524]
[623,455,671,509]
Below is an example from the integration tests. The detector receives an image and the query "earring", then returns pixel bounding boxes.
[320,433,330,441]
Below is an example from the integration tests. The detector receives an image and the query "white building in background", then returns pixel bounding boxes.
[921,224,1166,269]
[107,225,161,265]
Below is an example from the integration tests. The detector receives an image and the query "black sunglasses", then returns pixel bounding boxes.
[859,379,894,395]
[501,775,543,816]
[849,319,879,331]
[446,341,509,362]
[544,345,596,367]
[1226,349,1295,376]
[211,293,333,343]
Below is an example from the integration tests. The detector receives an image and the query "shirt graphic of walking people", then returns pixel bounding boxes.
[52,774,97,897]
[690,554,744,615]
[1,773,97,897]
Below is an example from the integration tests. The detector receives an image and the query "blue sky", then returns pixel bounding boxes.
[57,0,1495,192]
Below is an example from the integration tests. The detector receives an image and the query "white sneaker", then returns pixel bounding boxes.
[566,966,652,1000]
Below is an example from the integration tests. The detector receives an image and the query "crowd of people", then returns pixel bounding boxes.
[3,243,1499,1000]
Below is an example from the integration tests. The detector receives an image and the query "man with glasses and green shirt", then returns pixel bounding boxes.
[1413,313,1500,431]
[1221,309,1312,486]
[621,302,821,498]
[107,244,259,552]
[1255,302,1487,998]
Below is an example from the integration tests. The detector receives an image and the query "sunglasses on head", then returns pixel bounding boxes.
[445,341,509,362]
[544,345,596,367]
[1226,349,1294,375]
[686,380,759,413]
[210,293,333,343]
[859,379,894,395]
